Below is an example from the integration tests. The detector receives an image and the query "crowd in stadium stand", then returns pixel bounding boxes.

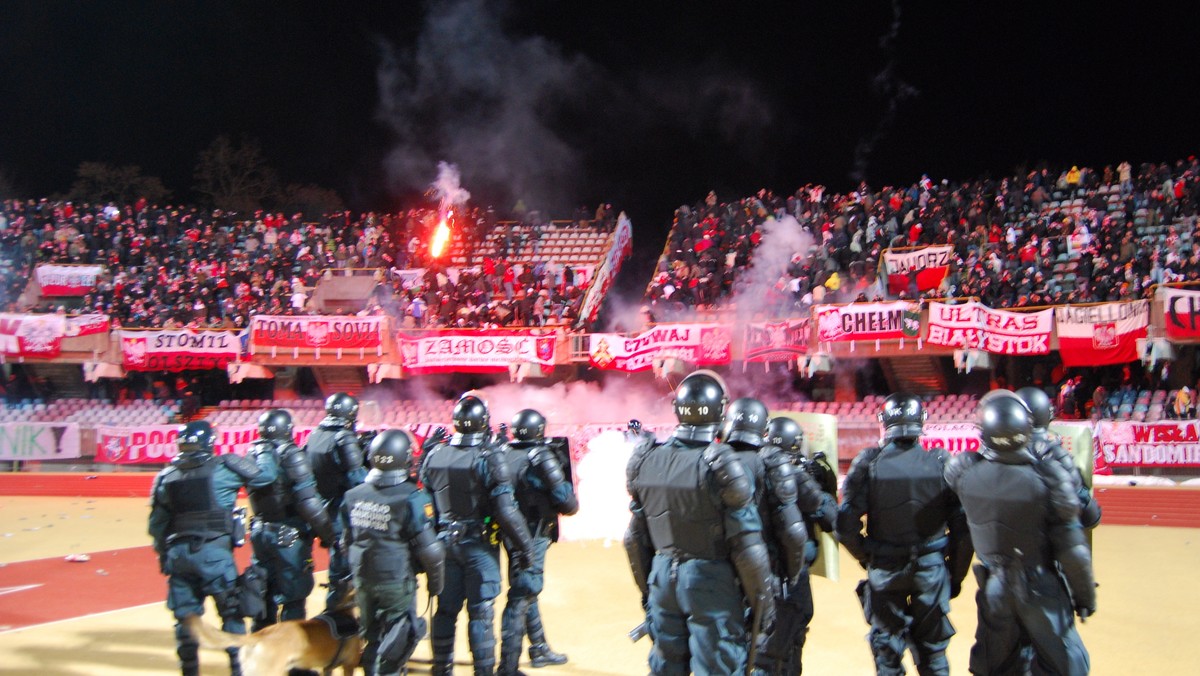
[645,157,1200,319]
[0,199,605,329]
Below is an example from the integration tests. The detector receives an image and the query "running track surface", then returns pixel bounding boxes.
[0,546,329,632]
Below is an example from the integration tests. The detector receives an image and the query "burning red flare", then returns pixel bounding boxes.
[431,219,451,258]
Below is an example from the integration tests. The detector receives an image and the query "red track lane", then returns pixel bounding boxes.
[0,545,329,632]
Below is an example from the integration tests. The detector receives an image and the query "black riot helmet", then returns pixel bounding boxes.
[511,408,547,443]
[368,429,413,473]
[177,420,216,458]
[258,409,293,441]
[766,416,805,459]
[980,390,1033,454]
[722,397,769,447]
[879,393,926,443]
[453,393,490,434]
[325,392,359,423]
[1015,386,1054,430]
[673,370,729,425]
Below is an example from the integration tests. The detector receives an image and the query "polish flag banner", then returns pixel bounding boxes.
[0,313,109,358]
[35,264,104,296]
[882,245,952,295]
[1055,301,1149,367]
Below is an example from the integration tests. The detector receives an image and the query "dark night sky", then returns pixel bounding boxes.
[2,1,1198,285]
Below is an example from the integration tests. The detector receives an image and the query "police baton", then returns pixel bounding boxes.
[745,598,764,676]
[628,620,649,642]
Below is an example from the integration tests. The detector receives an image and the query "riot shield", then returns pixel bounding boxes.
[1049,420,1096,547]
[545,436,572,542]
[770,411,841,582]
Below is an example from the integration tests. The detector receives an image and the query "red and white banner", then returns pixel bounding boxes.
[1055,301,1149,367]
[94,422,429,465]
[95,424,258,464]
[396,329,557,374]
[814,302,919,343]
[589,324,732,371]
[925,302,1053,355]
[578,214,633,327]
[0,422,81,460]
[35,264,104,296]
[920,423,982,455]
[1096,420,1200,468]
[744,319,811,362]
[250,315,384,352]
[1159,286,1200,340]
[882,245,952,295]
[0,313,110,358]
[120,329,244,372]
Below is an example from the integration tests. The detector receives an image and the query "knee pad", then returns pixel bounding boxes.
[467,600,494,625]
[378,614,415,668]
[174,622,199,672]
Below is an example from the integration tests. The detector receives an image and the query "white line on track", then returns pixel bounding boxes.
[0,600,162,636]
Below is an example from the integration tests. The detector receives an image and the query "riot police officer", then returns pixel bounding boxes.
[498,408,579,675]
[306,392,368,610]
[625,371,776,675]
[756,416,838,676]
[837,393,972,676]
[246,409,335,631]
[420,392,536,676]
[721,398,808,669]
[149,421,272,676]
[946,391,1095,675]
[342,429,446,676]
[1015,387,1102,529]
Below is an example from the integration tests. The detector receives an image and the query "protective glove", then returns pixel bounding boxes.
[1076,603,1095,622]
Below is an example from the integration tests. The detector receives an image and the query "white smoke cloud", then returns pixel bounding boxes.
[373,0,779,215]
[430,161,471,213]
[728,214,815,320]
[374,0,587,213]
[476,378,675,429]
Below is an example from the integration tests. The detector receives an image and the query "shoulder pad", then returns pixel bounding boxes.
[1034,458,1082,523]
[702,440,738,467]
[758,445,790,469]
[222,453,261,480]
[943,451,983,489]
[484,448,514,485]
[625,437,658,484]
[848,445,881,471]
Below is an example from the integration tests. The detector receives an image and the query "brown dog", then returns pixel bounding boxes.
[185,609,363,676]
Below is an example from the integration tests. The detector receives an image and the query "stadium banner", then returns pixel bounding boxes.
[249,315,384,352]
[1055,301,1149,367]
[814,302,919,343]
[921,422,982,455]
[882,245,952,295]
[396,329,557,374]
[120,329,244,372]
[744,318,811,362]
[35,264,104,296]
[588,323,732,371]
[94,424,326,464]
[925,302,1053,355]
[1159,286,1200,340]
[0,312,110,359]
[1096,420,1200,468]
[0,422,81,460]
[577,213,633,327]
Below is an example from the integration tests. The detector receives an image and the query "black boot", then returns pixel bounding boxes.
[174,622,200,676]
[528,642,567,668]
